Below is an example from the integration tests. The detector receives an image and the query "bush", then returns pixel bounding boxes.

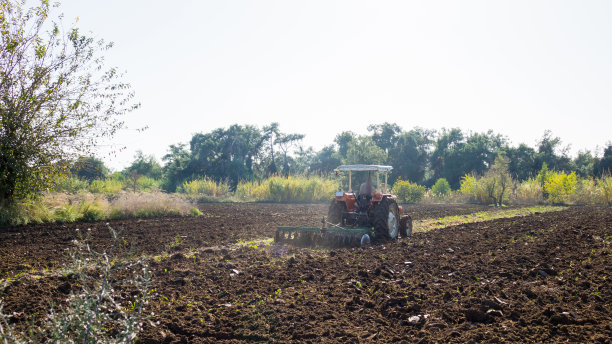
[189,207,203,216]
[543,171,577,204]
[136,176,161,192]
[54,204,81,223]
[79,200,109,222]
[512,178,544,204]
[53,176,90,194]
[460,174,492,204]
[431,178,451,197]
[569,178,599,205]
[598,174,612,205]
[392,179,426,203]
[89,179,124,196]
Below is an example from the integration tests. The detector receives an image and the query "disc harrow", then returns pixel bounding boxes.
[275,218,372,248]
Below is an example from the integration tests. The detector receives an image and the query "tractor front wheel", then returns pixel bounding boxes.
[374,197,399,241]
[399,215,413,238]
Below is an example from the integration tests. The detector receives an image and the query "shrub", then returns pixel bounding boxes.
[392,179,426,203]
[54,204,81,223]
[136,176,161,192]
[79,200,109,222]
[569,178,598,205]
[53,176,90,194]
[544,171,577,204]
[598,174,612,205]
[431,178,451,197]
[460,174,491,204]
[189,207,203,216]
[512,178,544,204]
[89,179,124,196]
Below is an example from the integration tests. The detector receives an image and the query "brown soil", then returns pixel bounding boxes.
[0,204,610,343]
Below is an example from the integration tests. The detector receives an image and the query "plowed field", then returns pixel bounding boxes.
[1,204,610,343]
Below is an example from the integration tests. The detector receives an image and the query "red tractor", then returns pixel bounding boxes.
[327,165,412,242]
[275,164,412,247]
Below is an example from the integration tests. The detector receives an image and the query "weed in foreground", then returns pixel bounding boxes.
[0,225,151,343]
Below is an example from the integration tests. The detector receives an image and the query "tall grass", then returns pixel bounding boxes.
[182,177,229,198]
[109,192,195,218]
[0,192,200,226]
[236,176,337,202]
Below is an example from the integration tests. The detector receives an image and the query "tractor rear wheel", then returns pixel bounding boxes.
[327,201,345,225]
[374,197,399,241]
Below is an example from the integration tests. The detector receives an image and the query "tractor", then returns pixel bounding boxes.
[275,165,412,247]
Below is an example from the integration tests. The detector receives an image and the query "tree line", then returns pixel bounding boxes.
[71,123,612,193]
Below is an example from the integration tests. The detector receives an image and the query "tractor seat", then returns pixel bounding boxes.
[357,194,372,213]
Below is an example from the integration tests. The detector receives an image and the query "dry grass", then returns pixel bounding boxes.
[109,192,195,218]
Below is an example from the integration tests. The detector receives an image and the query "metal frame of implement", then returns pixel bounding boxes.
[275,219,374,248]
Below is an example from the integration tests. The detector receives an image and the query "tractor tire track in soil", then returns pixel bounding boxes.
[0,204,610,343]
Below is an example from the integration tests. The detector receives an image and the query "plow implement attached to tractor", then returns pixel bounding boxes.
[275,219,373,248]
[275,165,413,248]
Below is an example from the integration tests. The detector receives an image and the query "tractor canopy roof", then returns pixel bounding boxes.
[335,164,393,172]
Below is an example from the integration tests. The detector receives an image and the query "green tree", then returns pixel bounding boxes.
[501,143,537,181]
[572,150,595,178]
[344,136,387,165]
[189,124,264,188]
[123,151,162,179]
[70,156,108,181]
[535,130,571,172]
[367,122,401,154]
[161,144,191,192]
[430,129,505,189]
[310,145,342,175]
[593,144,612,176]
[388,128,433,185]
[0,0,137,205]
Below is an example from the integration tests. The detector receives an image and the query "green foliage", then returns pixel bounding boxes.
[182,177,230,197]
[136,176,161,192]
[431,178,451,197]
[123,151,163,179]
[598,174,612,205]
[54,204,81,223]
[0,199,54,226]
[70,156,108,181]
[189,207,203,216]
[0,0,137,206]
[392,179,426,204]
[89,179,124,196]
[52,176,90,194]
[460,174,491,205]
[79,200,108,222]
[344,136,387,165]
[543,171,577,204]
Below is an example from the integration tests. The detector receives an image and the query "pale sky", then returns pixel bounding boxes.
[57,0,612,171]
